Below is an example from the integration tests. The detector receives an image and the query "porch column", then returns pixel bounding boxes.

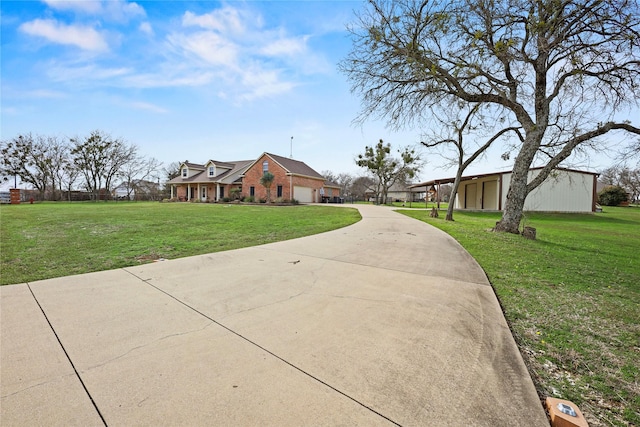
[216,183,220,201]
[197,183,201,201]
[170,185,174,199]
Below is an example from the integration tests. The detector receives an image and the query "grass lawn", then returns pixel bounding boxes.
[388,201,449,209]
[0,202,361,285]
[399,207,640,427]
[355,201,449,209]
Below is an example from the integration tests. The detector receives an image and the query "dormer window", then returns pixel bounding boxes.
[182,168,187,177]
[208,166,215,177]
[262,161,269,173]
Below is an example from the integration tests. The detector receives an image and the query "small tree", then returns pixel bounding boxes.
[598,186,629,206]
[422,104,522,220]
[356,139,421,204]
[260,172,275,202]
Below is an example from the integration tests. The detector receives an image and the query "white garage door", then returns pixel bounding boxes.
[294,186,313,203]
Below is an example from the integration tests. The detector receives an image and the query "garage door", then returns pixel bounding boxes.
[294,186,313,203]
[465,183,477,209]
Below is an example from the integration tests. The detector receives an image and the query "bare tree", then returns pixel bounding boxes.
[70,130,136,201]
[351,175,376,201]
[0,134,52,199]
[321,170,338,184]
[321,171,356,198]
[340,0,640,233]
[600,165,640,202]
[117,154,162,200]
[423,104,523,220]
[60,160,81,202]
[42,136,68,201]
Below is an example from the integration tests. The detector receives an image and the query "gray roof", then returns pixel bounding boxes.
[168,160,253,184]
[409,167,598,189]
[182,161,204,169]
[169,153,326,185]
[265,153,325,179]
[324,181,341,189]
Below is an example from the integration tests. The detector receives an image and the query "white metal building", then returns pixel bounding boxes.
[410,168,599,213]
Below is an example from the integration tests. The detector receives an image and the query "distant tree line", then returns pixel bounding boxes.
[0,130,162,201]
[321,170,374,202]
[599,165,640,203]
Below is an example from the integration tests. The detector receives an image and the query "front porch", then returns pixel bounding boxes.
[171,183,240,202]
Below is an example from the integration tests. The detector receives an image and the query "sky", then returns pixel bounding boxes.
[1,0,636,188]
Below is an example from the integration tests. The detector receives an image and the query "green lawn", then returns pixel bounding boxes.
[399,207,640,427]
[0,202,361,285]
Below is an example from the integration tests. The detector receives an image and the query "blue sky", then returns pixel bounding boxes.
[1,0,633,185]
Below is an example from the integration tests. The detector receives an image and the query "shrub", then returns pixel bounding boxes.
[222,197,231,202]
[245,196,255,203]
[259,198,267,204]
[598,185,629,206]
[230,188,242,200]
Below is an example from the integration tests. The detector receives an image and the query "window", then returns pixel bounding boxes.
[277,185,283,198]
[262,161,269,173]
[220,187,224,198]
[250,186,255,196]
[182,168,187,177]
[208,166,215,177]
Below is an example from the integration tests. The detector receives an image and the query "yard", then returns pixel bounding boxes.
[2,201,637,426]
[399,207,640,427]
[0,202,361,286]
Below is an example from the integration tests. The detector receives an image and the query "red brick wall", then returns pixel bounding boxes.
[175,185,187,200]
[243,154,325,202]
[326,187,340,197]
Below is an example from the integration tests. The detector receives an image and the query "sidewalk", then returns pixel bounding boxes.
[1,204,548,426]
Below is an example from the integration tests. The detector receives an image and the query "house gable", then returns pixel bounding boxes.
[241,153,327,202]
[203,160,236,179]
[179,161,204,179]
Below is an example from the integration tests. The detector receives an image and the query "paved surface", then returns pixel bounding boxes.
[1,204,549,426]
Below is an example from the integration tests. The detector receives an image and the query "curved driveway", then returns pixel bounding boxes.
[1,204,548,426]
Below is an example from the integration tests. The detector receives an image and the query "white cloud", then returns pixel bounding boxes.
[182,7,246,34]
[165,6,314,100]
[260,36,308,57]
[168,31,238,67]
[129,101,168,113]
[20,19,108,52]
[123,71,217,88]
[104,0,145,22]
[42,0,145,22]
[240,68,297,101]
[139,22,153,35]
[42,0,102,14]
[18,4,327,101]
[47,63,131,82]
[26,89,67,99]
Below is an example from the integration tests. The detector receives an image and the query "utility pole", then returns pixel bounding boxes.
[290,136,293,158]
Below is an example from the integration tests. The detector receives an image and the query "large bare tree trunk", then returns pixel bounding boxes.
[495,169,527,233]
[494,131,542,233]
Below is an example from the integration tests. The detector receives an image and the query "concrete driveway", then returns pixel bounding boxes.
[1,204,548,426]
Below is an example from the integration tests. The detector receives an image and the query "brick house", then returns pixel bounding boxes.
[168,152,340,203]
